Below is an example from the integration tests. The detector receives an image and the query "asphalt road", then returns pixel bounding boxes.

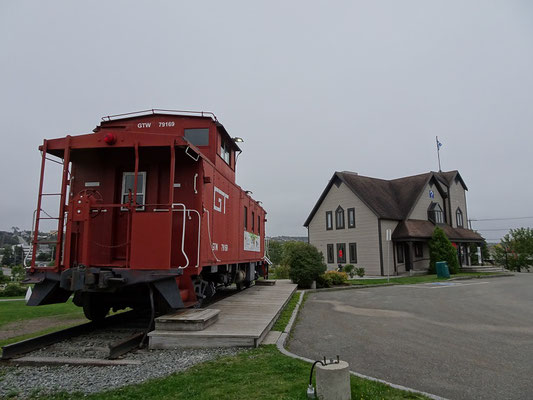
[288,274,533,400]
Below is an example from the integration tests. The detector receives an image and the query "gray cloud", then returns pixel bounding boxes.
[1,0,532,239]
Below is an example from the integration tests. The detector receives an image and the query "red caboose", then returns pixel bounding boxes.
[26,110,268,320]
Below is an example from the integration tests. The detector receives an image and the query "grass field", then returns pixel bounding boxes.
[0,299,83,328]
[28,345,427,400]
[348,272,505,286]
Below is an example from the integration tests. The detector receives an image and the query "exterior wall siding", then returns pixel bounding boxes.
[449,180,468,228]
[308,181,381,275]
[408,182,446,222]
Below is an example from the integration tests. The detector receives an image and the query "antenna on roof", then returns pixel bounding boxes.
[436,136,443,172]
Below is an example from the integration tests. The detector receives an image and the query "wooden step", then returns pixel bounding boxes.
[155,309,220,331]
[255,279,277,286]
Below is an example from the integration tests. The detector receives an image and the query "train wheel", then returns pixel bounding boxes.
[82,296,110,321]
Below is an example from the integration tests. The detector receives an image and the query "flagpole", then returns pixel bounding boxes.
[436,136,442,172]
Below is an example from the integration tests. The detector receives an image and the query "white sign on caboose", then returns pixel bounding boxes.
[244,231,261,252]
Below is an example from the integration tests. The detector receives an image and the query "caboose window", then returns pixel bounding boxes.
[244,206,248,229]
[252,211,255,231]
[220,140,231,165]
[184,128,209,146]
[257,215,260,234]
[121,172,146,211]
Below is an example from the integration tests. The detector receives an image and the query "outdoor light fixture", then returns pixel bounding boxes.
[232,137,244,143]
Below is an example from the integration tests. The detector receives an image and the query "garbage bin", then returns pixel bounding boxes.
[436,261,450,278]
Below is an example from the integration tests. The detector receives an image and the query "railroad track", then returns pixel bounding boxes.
[1,284,249,366]
[1,310,151,365]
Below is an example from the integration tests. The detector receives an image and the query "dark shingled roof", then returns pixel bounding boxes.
[304,169,482,242]
[392,220,483,242]
[304,170,452,226]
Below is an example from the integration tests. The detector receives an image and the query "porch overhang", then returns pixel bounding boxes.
[392,219,484,243]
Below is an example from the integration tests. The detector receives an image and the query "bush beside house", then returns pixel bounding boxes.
[285,242,326,288]
[429,227,460,274]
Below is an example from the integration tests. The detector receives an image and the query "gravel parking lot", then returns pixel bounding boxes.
[289,274,533,400]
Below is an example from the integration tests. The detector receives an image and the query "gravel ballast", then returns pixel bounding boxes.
[0,346,244,397]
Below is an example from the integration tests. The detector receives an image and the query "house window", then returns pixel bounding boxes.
[336,243,346,264]
[252,211,255,232]
[220,136,231,165]
[257,215,260,234]
[348,208,356,228]
[335,206,345,229]
[326,211,333,230]
[428,202,444,224]
[349,242,357,263]
[456,208,464,228]
[396,243,404,263]
[184,128,209,146]
[414,242,423,258]
[244,206,248,230]
[327,244,334,263]
[121,172,146,211]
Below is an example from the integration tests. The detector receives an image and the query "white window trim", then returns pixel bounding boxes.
[121,171,146,211]
[220,139,231,165]
[456,208,464,227]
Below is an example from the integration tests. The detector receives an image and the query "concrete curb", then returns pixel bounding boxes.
[301,273,514,293]
[275,290,448,400]
[449,273,514,281]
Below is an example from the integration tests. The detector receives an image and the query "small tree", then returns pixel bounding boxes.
[267,240,284,266]
[493,228,533,272]
[2,246,14,267]
[0,270,10,284]
[428,227,460,274]
[11,265,25,282]
[286,242,326,288]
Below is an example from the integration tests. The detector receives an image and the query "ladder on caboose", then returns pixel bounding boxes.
[30,138,71,273]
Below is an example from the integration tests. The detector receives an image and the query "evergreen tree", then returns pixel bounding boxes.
[428,227,460,274]
[2,246,14,267]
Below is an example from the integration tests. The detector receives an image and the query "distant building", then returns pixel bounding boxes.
[304,170,483,275]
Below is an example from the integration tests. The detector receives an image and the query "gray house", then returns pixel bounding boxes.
[304,170,483,276]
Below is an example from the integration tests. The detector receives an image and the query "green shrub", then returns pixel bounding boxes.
[271,264,290,279]
[317,273,333,288]
[1,283,27,297]
[343,264,355,278]
[326,270,348,285]
[355,267,365,277]
[429,227,460,274]
[286,242,326,288]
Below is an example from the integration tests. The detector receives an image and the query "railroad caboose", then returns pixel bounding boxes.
[26,110,268,320]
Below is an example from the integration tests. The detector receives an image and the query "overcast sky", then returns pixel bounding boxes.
[1,1,532,241]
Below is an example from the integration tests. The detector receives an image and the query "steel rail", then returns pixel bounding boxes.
[0,311,138,360]
[107,332,145,360]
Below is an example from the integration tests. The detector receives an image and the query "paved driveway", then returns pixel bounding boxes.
[288,275,533,400]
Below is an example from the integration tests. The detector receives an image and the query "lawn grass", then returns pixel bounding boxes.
[272,291,300,331]
[0,299,83,328]
[347,271,506,285]
[32,345,427,400]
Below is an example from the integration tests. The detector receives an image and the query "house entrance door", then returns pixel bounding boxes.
[404,244,412,271]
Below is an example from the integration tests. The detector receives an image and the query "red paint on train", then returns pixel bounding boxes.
[26,110,268,320]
